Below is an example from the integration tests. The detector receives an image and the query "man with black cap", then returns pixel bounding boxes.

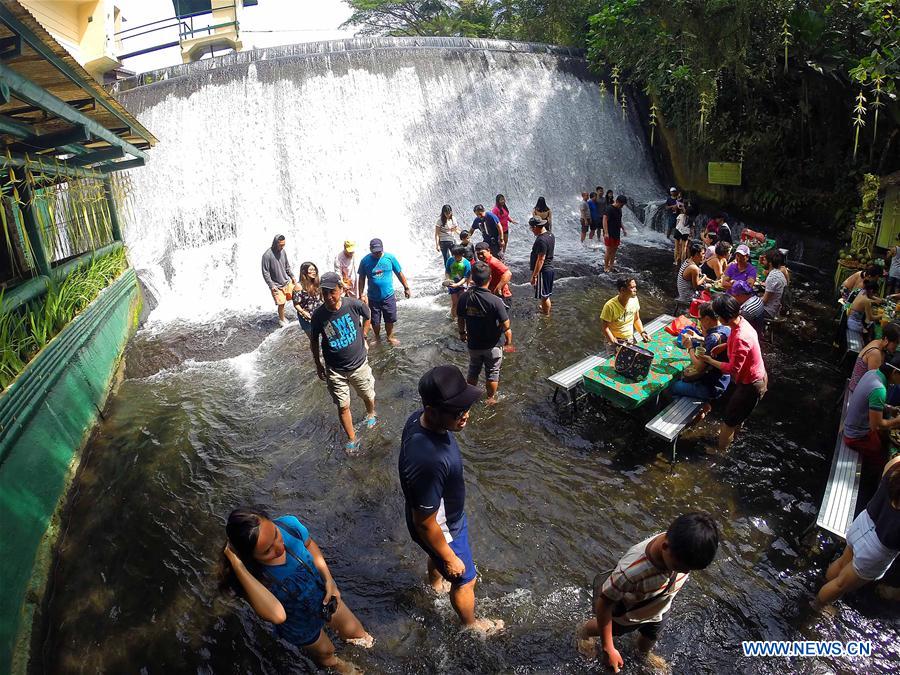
[470,204,504,258]
[529,216,555,316]
[357,238,411,346]
[310,272,376,453]
[261,234,296,326]
[398,365,504,635]
[457,261,514,405]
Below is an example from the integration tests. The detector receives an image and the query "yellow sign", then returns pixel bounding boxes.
[708,162,742,186]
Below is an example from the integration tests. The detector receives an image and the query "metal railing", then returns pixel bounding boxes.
[115,4,239,60]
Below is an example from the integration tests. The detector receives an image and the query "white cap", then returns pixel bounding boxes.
[669,187,678,193]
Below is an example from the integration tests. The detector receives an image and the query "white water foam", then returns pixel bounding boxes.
[117,40,665,324]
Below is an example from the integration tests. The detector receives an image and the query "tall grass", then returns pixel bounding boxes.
[0,247,127,391]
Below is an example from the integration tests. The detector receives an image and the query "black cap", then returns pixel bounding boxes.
[369,238,384,252]
[320,272,342,290]
[471,261,491,285]
[529,216,547,228]
[418,365,482,411]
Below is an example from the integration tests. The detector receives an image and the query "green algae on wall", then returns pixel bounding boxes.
[0,268,141,674]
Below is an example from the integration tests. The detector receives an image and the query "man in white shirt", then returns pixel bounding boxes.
[761,249,787,318]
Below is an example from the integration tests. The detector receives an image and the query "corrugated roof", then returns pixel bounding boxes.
[0,0,157,156]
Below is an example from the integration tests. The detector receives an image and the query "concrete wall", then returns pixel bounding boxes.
[0,268,141,674]
[20,0,121,80]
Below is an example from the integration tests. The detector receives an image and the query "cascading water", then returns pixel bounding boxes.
[114,38,665,323]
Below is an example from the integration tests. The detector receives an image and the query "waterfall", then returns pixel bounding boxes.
[115,38,664,323]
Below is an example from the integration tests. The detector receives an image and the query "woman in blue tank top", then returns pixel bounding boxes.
[221,508,373,672]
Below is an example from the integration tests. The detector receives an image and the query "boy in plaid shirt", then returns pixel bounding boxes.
[577,513,719,671]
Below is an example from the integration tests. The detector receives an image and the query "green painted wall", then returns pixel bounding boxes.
[0,268,141,674]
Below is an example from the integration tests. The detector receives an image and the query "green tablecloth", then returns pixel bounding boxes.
[749,238,777,262]
[582,329,693,410]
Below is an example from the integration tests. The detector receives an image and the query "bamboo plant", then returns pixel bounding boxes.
[852,91,867,162]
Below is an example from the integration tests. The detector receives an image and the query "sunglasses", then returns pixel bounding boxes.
[437,407,470,419]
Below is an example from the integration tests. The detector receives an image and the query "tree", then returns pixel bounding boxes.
[341,1,598,46]
[341,1,497,37]
[587,0,899,225]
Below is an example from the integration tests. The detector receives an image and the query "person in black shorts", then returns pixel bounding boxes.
[529,217,555,316]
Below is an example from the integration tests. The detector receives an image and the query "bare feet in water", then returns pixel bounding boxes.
[485,397,498,406]
[388,336,401,347]
[428,576,451,595]
[644,651,669,673]
[346,632,375,649]
[575,629,597,658]
[464,617,505,637]
[696,403,712,422]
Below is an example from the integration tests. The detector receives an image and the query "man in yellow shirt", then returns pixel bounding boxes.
[600,277,650,350]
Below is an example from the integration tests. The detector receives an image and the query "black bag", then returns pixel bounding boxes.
[614,343,654,380]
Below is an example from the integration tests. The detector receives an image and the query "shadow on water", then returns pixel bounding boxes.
[30,241,900,674]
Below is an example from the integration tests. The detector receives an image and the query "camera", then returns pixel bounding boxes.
[321,596,338,622]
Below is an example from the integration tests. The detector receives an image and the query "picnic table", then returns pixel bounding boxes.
[582,327,693,410]
[748,238,777,262]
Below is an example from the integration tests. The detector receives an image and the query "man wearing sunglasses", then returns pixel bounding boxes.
[398,365,504,636]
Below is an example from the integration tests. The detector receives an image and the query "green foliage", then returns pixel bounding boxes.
[0,247,127,391]
[586,0,899,227]
[341,1,597,46]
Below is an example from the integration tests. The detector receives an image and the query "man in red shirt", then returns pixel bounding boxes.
[700,294,767,452]
[475,242,513,308]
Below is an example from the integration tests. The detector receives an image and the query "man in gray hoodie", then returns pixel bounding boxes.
[261,234,296,325]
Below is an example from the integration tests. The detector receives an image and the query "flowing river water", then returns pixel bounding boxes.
[26,39,900,674]
[30,237,900,674]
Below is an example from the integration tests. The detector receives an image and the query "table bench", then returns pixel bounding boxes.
[645,396,705,461]
[549,354,608,412]
[816,382,861,539]
[845,327,864,358]
[548,314,673,412]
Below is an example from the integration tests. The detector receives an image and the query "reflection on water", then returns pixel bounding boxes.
[32,244,900,673]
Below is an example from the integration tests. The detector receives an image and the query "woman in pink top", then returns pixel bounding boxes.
[700,294,767,452]
[492,194,517,253]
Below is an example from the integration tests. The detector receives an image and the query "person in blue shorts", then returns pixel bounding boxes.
[398,365,504,635]
[444,245,472,319]
[357,238,411,346]
[221,508,373,673]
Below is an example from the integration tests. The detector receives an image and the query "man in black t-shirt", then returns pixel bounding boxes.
[603,195,628,273]
[398,365,503,635]
[529,217,555,316]
[457,262,514,405]
[310,272,375,453]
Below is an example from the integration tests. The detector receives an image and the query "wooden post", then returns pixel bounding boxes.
[17,181,50,277]
[102,176,123,242]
